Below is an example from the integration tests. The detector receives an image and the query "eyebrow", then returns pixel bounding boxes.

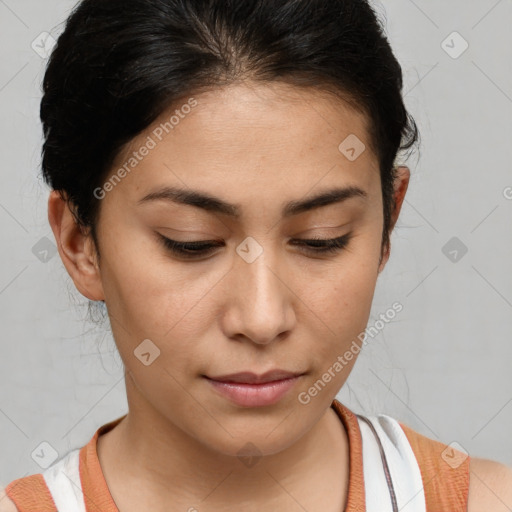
[137,185,368,218]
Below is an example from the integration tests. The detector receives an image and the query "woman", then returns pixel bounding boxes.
[2,0,511,511]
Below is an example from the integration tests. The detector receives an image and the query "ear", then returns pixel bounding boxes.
[47,190,105,301]
[378,166,410,274]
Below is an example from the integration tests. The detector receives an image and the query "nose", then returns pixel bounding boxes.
[221,241,296,345]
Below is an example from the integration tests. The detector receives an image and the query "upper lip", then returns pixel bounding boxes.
[205,369,305,384]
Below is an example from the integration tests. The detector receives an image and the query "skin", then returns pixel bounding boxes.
[2,81,510,512]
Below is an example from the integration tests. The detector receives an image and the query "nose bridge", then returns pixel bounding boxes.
[237,235,284,310]
[227,235,294,343]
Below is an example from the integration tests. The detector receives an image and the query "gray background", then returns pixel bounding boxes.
[1,0,511,486]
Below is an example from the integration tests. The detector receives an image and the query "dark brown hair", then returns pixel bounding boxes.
[41,0,419,268]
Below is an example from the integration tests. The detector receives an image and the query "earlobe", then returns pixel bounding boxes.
[47,190,105,301]
[378,241,390,274]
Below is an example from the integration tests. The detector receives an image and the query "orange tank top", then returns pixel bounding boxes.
[4,399,469,511]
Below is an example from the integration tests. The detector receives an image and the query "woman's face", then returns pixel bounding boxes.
[63,82,399,457]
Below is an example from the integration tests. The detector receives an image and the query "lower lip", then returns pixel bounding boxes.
[205,376,302,407]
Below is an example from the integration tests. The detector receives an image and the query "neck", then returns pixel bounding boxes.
[97,384,350,511]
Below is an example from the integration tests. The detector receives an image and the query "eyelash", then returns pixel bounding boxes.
[157,233,352,259]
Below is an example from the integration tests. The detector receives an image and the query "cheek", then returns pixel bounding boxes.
[100,231,217,336]
[307,229,380,315]
[305,274,376,365]
[293,278,374,413]
[99,249,228,402]
[299,238,380,372]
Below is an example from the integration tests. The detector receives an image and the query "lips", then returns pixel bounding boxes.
[204,371,305,407]
[205,369,305,384]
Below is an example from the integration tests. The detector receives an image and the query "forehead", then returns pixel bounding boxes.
[108,81,380,207]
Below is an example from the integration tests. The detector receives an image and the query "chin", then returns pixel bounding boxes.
[196,418,308,460]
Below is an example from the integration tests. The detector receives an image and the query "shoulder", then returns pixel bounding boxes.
[468,457,512,512]
[0,486,19,512]
[0,473,57,512]
[399,422,512,511]
[395,420,470,510]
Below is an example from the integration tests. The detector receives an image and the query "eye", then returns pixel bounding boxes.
[290,233,352,254]
[156,233,352,260]
[157,235,223,259]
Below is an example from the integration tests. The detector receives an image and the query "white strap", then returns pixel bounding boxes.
[358,417,395,512]
[42,448,86,512]
[357,414,427,512]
